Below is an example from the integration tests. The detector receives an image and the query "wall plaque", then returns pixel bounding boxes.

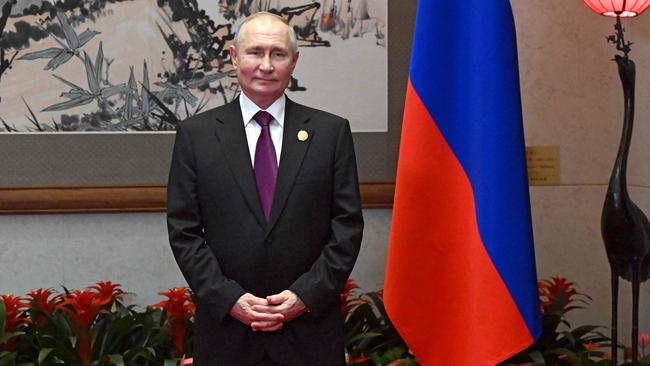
[526,146,560,186]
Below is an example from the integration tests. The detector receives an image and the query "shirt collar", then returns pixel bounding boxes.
[239,92,286,128]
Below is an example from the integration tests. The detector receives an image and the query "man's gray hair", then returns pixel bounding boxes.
[233,12,298,54]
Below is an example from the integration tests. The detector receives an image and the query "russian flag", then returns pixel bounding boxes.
[383,1,542,365]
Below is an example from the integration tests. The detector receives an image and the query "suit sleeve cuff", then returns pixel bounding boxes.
[289,279,332,318]
[203,280,247,322]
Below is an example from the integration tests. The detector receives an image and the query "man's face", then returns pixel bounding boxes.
[230,17,299,108]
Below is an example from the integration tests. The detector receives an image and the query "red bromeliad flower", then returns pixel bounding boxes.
[538,276,586,314]
[1,295,29,352]
[58,289,111,366]
[58,290,108,329]
[88,281,123,308]
[348,353,370,365]
[639,332,650,349]
[583,342,600,351]
[340,279,367,319]
[1,294,30,351]
[151,288,195,358]
[386,361,407,366]
[1,294,30,331]
[26,288,62,328]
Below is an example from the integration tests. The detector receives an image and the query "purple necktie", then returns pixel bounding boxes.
[253,111,277,222]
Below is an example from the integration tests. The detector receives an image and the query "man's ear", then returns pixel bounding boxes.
[290,51,299,72]
[229,44,239,69]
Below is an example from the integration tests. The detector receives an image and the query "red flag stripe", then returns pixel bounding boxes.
[384,82,534,365]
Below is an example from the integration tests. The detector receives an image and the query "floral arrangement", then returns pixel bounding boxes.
[3,277,648,366]
[341,280,416,366]
[0,282,193,366]
[341,277,650,366]
[501,277,650,366]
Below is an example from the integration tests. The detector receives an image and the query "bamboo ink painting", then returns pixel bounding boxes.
[0,0,387,132]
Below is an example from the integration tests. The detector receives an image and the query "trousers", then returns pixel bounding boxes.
[253,356,345,366]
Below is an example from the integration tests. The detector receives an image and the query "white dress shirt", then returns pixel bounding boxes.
[239,92,285,167]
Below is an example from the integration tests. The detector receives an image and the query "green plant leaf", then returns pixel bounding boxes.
[163,360,177,366]
[123,346,156,364]
[402,357,419,366]
[547,346,578,360]
[347,331,382,344]
[38,348,54,363]
[17,47,63,60]
[107,354,124,366]
[571,325,601,339]
[0,351,16,366]
[528,350,546,365]
[1,331,18,344]
[378,346,408,362]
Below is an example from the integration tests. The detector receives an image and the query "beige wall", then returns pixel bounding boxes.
[514,0,650,337]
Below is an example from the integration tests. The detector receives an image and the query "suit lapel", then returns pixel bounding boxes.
[213,99,267,228]
[266,99,312,234]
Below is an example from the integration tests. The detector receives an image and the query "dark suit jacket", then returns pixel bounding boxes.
[167,96,364,366]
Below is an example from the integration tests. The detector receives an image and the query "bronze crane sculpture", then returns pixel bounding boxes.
[602,17,650,366]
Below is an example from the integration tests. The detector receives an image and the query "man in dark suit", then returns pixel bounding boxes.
[167,12,364,366]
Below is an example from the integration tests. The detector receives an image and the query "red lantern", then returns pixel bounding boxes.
[582,0,650,17]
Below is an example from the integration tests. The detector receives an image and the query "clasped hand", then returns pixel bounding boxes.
[229,290,307,332]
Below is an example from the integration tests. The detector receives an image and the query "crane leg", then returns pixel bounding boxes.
[632,260,641,366]
[612,266,619,365]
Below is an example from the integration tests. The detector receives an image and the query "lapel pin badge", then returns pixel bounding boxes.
[297,130,309,141]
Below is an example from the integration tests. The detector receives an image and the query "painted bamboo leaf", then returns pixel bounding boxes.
[185,72,225,88]
[0,118,17,132]
[100,84,126,98]
[83,52,100,95]
[155,82,198,106]
[78,29,100,47]
[123,67,137,119]
[127,66,137,92]
[56,11,79,50]
[141,61,150,116]
[94,42,104,82]
[23,98,43,131]
[179,87,198,106]
[52,74,85,91]
[44,50,73,70]
[17,47,63,60]
[61,89,88,99]
[42,94,94,111]
[143,85,179,124]
[194,93,210,115]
